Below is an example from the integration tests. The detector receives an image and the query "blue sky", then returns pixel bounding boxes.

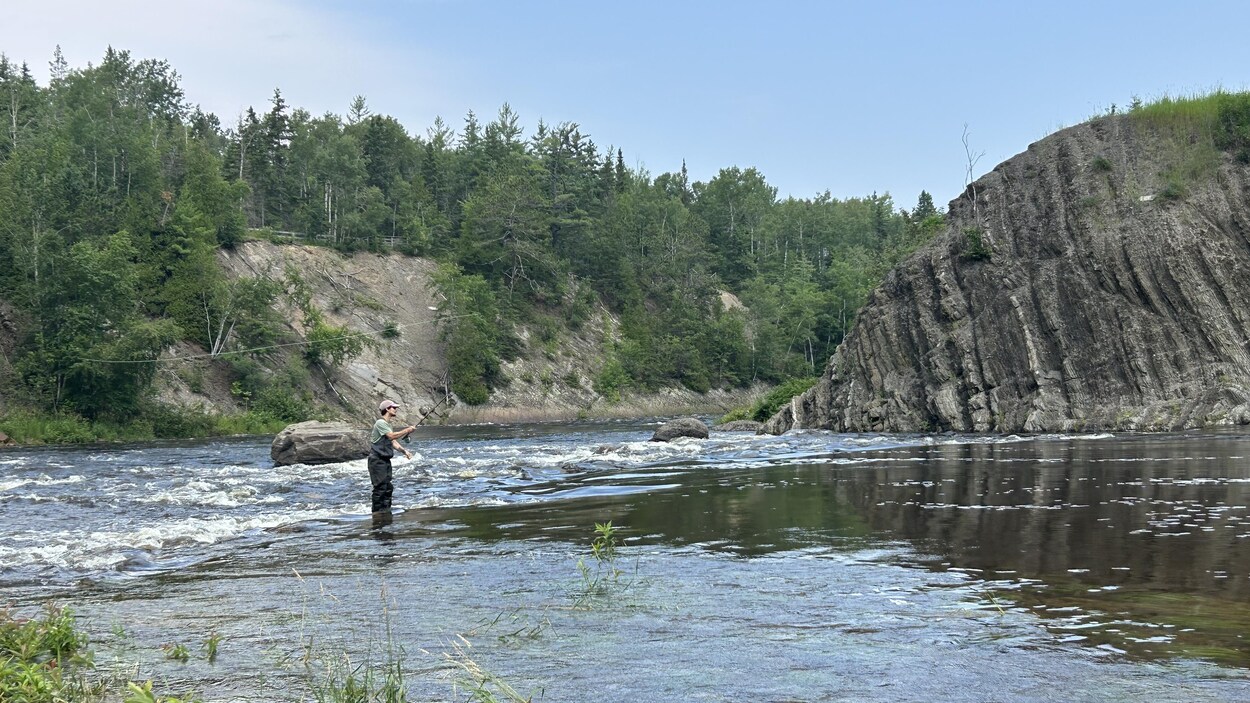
[4,0,1248,209]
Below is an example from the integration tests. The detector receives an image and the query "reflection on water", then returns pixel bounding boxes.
[6,427,1250,700]
[376,431,1250,664]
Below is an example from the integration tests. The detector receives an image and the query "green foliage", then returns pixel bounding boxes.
[0,605,199,703]
[961,227,992,261]
[755,377,819,421]
[722,377,820,423]
[1158,179,1187,202]
[1214,92,1250,162]
[304,315,368,367]
[446,638,535,703]
[0,410,126,444]
[1091,155,1113,172]
[0,47,960,424]
[0,405,291,444]
[284,267,369,368]
[1127,91,1250,186]
[225,356,316,425]
[564,286,596,330]
[162,642,191,662]
[124,680,201,703]
[592,357,629,402]
[574,521,629,606]
[433,263,510,405]
[10,231,180,420]
[306,650,407,703]
[202,632,221,663]
[300,592,409,703]
[0,604,87,665]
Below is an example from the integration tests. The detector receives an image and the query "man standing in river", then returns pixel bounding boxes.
[368,400,416,514]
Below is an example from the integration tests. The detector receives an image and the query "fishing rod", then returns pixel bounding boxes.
[400,394,452,444]
[413,394,451,427]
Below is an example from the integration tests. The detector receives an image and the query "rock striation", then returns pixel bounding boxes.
[765,114,1250,434]
[271,421,369,466]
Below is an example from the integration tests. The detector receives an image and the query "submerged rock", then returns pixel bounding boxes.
[271,421,368,466]
[765,113,1250,434]
[650,417,709,442]
[713,420,763,432]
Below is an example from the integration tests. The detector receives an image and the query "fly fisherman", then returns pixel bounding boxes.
[368,400,417,514]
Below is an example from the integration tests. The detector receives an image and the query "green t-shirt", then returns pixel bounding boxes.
[370,419,393,445]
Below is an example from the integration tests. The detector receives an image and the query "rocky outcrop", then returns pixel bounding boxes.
[650,417,710,442]
[766,114,1250,434]
[271,421,368,466]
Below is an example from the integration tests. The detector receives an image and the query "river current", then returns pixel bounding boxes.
[4,421,1250,701]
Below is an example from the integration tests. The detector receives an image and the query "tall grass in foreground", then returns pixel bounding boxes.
[295,576,544,703]
[0,604,201,703]
[444,635,536,703]
[7,520,635,702]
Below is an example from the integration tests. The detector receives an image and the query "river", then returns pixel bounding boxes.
[3,421,1250,701]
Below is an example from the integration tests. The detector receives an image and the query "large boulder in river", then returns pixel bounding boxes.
[271,421,368,466]
[713,420,763,433]
[764,110,1250,435]
[650,417,709,442]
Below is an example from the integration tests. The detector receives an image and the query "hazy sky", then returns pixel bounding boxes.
[4,0,1248,209]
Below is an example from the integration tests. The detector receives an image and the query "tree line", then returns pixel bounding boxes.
[0,47,945,424]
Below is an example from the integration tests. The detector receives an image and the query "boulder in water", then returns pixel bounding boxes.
[271,421,368,466]
[650,417,709,442]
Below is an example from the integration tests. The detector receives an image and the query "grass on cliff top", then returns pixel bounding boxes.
[1127,90,1250,160]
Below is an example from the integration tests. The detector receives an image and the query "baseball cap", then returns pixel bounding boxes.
[378,399,400,412]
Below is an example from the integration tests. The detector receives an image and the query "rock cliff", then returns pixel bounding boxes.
[153,241,757,423]
[765,114,1250,434]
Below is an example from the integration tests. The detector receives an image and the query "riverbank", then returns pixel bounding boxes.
[0,407,290,446]
[448,385,769,424]
[0,385,771,445]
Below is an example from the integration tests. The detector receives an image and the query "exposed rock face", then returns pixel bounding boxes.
[271,421,369,466]
[651,417,710,442]
[215,243,449,421]
[766,114,1250,434]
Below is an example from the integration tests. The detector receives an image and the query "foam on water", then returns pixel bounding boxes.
[0,426,1115,585]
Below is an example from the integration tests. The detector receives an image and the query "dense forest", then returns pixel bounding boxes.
[0,47,944,434]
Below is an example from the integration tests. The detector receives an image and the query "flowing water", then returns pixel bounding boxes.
[4,421,1250,701]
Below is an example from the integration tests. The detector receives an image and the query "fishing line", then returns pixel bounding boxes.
[77,313,477,365]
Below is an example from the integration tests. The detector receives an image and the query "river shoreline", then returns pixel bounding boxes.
[0,386,768,445]
[447,385,767,424]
